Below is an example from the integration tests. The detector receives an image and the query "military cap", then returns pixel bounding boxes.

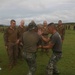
[28,21,37,30]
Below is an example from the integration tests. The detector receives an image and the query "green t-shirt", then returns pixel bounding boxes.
[22,31,41,52]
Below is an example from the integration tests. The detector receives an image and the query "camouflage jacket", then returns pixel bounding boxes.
[42,26,49,35]
[57,25,65,40]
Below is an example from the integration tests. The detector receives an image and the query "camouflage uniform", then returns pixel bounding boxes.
[42,26,49,40]
[4,26,18,68]
[23,52,37,75]
[42,26,49,53]
[22,21,41,75]
[57,25,65,41]
[17,26,26,59]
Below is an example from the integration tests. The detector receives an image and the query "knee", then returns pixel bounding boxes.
[47,62,53,70]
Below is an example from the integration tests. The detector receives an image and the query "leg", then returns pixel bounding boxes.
[19,45,23,60]
[53,53,62,75]
[25,52,36,75]
[46,57,54,75]
[13,45,18,65]
[46,53,62,75]
[18,44,22,59]
[7,43,14,69]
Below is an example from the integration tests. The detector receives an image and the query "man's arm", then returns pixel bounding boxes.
[38,42,54,49]
[41,35,50,42]
[4,29,8,46]
[38,29,50,42]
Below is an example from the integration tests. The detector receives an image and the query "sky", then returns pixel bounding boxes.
[0,0,75,25]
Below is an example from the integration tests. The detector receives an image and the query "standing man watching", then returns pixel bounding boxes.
[42,21,49,53]
[22,21,41,75]
[17,20,26,60]
[38,23,62,75]
[4,20,19,70]
[57,20,65,42]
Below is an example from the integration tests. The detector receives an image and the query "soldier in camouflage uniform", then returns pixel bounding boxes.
[41,21,49,54]
[21,21,41,75]
[57,20,65,42]
[38,23,62,75]
[4,20,19,70]
[17,20,26,60]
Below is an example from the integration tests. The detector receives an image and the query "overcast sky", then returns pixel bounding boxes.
[0,0,75,25]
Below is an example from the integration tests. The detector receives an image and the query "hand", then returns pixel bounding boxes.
[20,42,23,46]
[16,39,20,44]
[38,29,43,35]
[38,45,42,48]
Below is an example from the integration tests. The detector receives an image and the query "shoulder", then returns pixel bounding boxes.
[53,32,60,38]
[51,32,61,42]
[5,27,10,31]
[61,25,65,29]
[14,27,17,30]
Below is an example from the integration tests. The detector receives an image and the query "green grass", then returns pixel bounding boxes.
[0,30,75,75]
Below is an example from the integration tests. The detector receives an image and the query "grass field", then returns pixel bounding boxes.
[0,29,75,75]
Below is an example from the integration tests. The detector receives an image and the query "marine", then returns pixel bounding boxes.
[57,20,65,42]
[4,20,19,70]
[21,21,41,75]
[17,20,26,60]
[38,23,62,75]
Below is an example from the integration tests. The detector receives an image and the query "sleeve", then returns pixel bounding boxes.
[4,29,8,46]
[17,28,20,39]
[50,35,57,45]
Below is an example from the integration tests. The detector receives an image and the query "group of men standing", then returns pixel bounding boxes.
[4,20,26,70]
[4,19,65,75]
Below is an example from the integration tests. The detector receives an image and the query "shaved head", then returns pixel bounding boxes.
[43,20,47,27]
[20,20,24,24]
[20,20,25,26]
[43,20,47,24]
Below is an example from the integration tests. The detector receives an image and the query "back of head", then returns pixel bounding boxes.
[28,21,38,31]
[43,20,47,27]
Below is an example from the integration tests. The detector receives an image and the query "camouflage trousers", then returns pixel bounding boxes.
[23,52,37,75]
[46,53,62,75]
